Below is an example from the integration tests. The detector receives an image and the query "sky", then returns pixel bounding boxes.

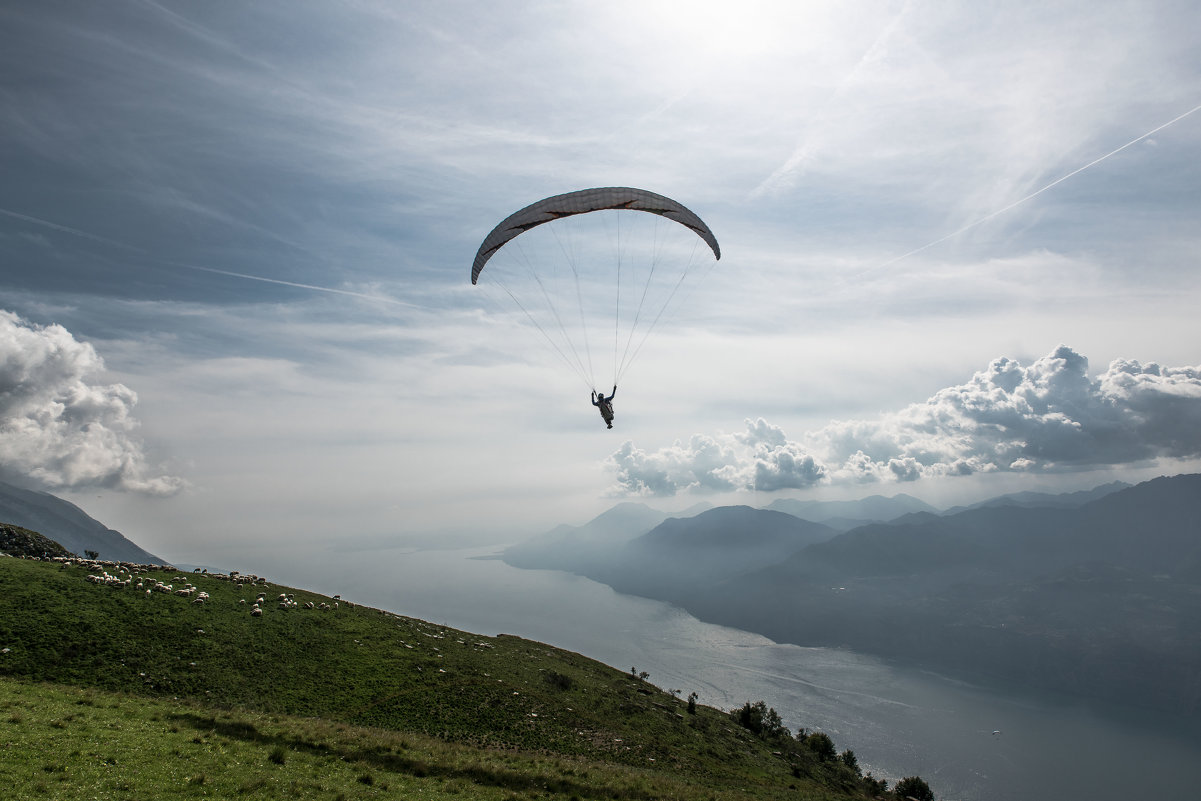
[2,0,1200,568]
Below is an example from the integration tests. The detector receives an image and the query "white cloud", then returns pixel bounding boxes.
[607,345,1201,496]
[0,310,183,495]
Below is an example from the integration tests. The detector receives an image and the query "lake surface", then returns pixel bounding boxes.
[283,545,1200,801]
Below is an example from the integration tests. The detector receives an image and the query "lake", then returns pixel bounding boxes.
[279,545,1200,801]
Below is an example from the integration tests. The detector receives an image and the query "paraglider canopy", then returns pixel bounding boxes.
[472,187,720,284]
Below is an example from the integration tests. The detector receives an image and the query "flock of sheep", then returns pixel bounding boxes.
[246,592,339,617]
[48,555,345,616]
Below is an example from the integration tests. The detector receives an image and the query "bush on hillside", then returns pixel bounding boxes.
[894,775,935,800]
[731,700,790,740]
[802,731,837,762]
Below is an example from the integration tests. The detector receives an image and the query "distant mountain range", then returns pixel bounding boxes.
[504,492,936,575]
[504,501,675,574]
[584,506,839,600]
[765,492,939,531]
[938,480,1130,515]
[0,480,167,564]
[505,475,1200,716]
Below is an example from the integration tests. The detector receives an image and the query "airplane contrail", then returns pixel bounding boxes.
[174,262,418,307]
[0,207,142,252]
[870,100,1201,273]
[0,206,417,308]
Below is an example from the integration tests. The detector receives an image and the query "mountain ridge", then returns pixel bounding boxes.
[508,475,1201,716]
[0,480,166,564]
[588,506,839,600]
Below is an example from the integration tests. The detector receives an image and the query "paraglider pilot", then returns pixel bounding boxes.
[592,386,617,429]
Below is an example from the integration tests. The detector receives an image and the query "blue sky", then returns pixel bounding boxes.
[2,1,1200,566]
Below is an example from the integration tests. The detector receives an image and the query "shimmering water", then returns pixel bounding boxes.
[280,546,1200,801]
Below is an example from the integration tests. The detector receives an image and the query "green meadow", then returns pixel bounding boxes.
[0,554,918,799]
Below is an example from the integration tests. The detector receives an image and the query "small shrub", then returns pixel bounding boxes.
[863,772,888,794]
[894,775,935,801]
[544,671,573,691]
[268,746,286,765]
[732,700,789,740]
[804,731,836,762]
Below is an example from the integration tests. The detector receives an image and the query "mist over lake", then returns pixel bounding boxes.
[278,545,1201,801]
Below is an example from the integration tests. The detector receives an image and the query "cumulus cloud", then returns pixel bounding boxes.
[607,345,1201,496]
[0,310,184,495]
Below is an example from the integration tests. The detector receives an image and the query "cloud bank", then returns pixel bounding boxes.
[608,346,1201,496]
[0,310,183,495]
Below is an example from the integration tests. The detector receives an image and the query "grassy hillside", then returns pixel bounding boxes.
[0,555,916,800]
